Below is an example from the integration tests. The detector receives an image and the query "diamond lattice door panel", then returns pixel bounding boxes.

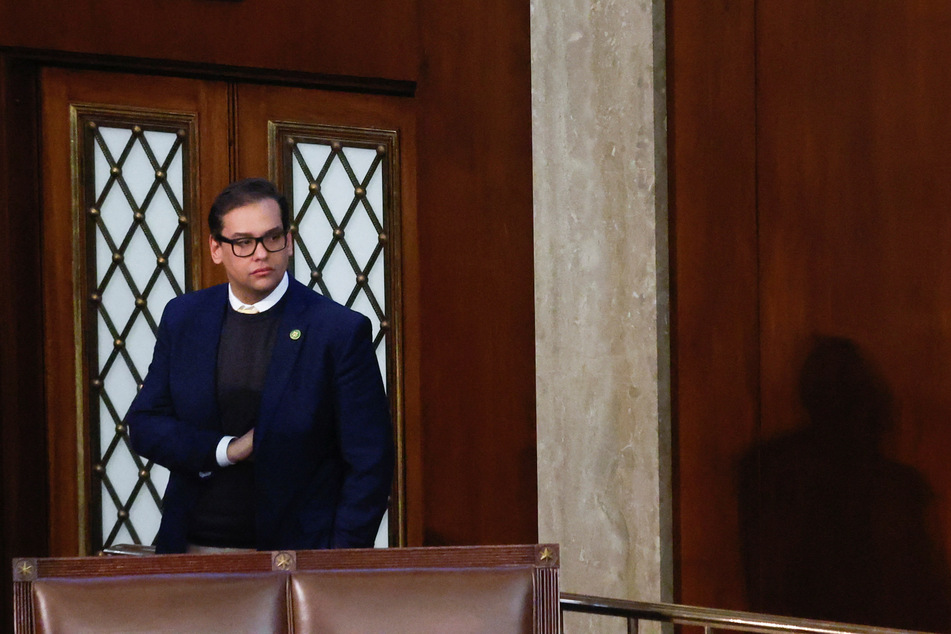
[81,113,198,549]
[283,130,398,380]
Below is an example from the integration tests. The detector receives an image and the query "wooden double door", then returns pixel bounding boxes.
[40,67,415,555]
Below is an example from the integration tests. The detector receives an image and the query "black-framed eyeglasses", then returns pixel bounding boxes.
[216,232,289,257]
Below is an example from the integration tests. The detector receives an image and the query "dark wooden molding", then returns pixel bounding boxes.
[0,47,416,98]
[0,52,49,634]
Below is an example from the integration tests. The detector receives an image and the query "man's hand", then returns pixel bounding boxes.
[226,428,254,463]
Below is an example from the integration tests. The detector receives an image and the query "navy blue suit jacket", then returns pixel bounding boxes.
[127,277,393,553]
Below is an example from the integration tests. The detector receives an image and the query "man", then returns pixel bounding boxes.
[127,178,393,554]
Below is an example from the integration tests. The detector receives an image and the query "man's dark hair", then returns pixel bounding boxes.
[208,178,291,236]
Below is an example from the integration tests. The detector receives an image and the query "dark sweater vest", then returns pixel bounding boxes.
[187,299,284,548]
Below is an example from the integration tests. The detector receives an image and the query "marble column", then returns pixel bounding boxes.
[532,0,671,631]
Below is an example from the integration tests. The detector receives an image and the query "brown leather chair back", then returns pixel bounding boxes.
[12,545,560,633]
[32,573,287,634]
[291,567,534,633]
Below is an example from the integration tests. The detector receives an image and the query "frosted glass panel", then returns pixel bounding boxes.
[288,138,388,362]
[84,118,191,551]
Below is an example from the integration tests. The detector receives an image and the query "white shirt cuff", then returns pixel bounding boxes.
[216,436,237,467]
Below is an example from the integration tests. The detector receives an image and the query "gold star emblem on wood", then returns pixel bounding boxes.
[273,551,295,571]
[14,559,36,581]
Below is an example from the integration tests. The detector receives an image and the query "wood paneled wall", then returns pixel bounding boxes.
[668,0,758,612]
[0,1,418,82]
[671,2,951,630]
[414,0,536,546]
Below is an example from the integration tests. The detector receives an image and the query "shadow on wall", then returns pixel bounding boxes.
[737,335,951,632]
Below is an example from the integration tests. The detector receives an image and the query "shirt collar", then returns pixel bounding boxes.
[228,272,289,313]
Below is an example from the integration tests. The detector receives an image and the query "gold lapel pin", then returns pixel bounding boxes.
[290,329,302,340]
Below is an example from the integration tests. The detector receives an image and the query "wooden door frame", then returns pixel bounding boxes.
[37,65,419,556]
[233,83,418,546]
[40,67,232,555]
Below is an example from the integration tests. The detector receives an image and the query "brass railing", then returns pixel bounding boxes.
[561,593,931,634]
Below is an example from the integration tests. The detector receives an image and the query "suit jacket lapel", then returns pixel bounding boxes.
[180,286,227,428]
[257,280,309,438]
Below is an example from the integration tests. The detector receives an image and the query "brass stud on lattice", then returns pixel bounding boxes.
[377,144,386,155]
[114,338,124,349]
[380,320,390,331]
[117,509,128,520]
[135,298,147,308]
[155,170,165,180]
[88,121,98,130]
[356,274,367,285]
[132,125,143,135]
[113,253,124,264]
[111,166,121,176]
[287,136,296,146]
[134,212,145,223]
[177,129,186,138]
[93,463,105,475]
[90,293,102,304]
[378,233,387,244]
[157,256,167,266]
[178,215,188,225]
[139,469,149,479]
[309,182,320,193]
[89,207,100,218]
[334,228,345,238]
[115,423,126,434]
[355,187,366,198]
[91,378,103,390]
[331,141,342,152]
[311,270,322,282]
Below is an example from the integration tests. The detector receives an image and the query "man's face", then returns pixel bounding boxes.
[209,198,292,305]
